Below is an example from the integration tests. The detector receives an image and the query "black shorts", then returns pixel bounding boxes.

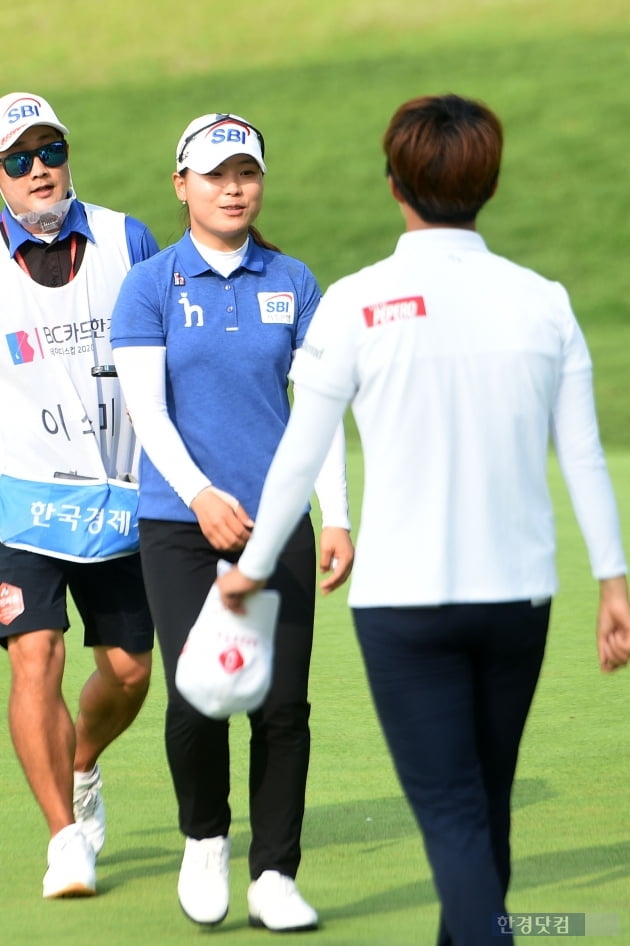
[0,543,154,653]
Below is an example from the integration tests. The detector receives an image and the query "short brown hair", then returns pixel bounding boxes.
[383,94,503,225]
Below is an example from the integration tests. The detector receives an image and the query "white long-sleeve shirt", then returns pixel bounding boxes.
[237,228,626,607]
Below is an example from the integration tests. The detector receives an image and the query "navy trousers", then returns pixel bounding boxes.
[353,599,550,946]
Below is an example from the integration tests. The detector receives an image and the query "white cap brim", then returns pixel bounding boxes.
[183,142,266,175]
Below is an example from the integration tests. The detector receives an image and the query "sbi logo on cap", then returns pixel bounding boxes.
[5,97,43,125]
[209,126,249,146]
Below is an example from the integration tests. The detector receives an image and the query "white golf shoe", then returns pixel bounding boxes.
[42,823,96,899]
[177,835,230,925]
[247,870,318,931]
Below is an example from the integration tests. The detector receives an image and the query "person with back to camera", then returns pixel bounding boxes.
[109,111,354,931]
[215,93,630,945]
[0,92,159,899]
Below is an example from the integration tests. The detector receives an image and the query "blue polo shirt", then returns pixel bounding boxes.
[110,231,321,521]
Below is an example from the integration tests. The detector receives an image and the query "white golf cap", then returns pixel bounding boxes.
[175,112,266,174]
[175,565,279,719]
[0,92,69,152]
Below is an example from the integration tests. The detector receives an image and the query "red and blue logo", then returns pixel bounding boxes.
[5,331,37,365]
[3,96,44,126]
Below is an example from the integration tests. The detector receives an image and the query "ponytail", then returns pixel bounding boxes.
[248,225,281,253]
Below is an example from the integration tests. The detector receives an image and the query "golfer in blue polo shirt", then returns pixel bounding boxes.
[110,111,354,932]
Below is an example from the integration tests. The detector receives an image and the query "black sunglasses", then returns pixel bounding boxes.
[0,139,68,179]
[177,114,265,166]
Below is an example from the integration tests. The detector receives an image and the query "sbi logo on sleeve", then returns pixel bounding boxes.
[257,292,295,324]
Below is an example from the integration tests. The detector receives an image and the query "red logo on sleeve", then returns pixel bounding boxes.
[362,296,426,328]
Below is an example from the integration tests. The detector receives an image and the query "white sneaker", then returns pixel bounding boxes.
[248,870,318,931]
[73,765,106,856]
[42,824,96,899]
[177,836,230,925]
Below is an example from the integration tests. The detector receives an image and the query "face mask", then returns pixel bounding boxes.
[11,192,75,234]
[1,176,76,235]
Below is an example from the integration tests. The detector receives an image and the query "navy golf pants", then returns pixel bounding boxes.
[353,599,550,946]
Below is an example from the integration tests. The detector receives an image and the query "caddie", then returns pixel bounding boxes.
[0,91,158,899]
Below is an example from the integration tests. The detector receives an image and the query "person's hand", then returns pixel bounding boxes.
[216,566,266,614]
[318,526,354,595]
[190,486,254,552]
[596,576,630,672]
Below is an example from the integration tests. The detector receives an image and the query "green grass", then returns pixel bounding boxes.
[2,1,630,942]
[2,448,630,944]
[6,2,626,440]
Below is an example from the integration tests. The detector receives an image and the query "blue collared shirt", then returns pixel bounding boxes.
[111,230,321,521]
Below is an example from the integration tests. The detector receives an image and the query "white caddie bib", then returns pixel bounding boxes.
[0,204,141,561]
